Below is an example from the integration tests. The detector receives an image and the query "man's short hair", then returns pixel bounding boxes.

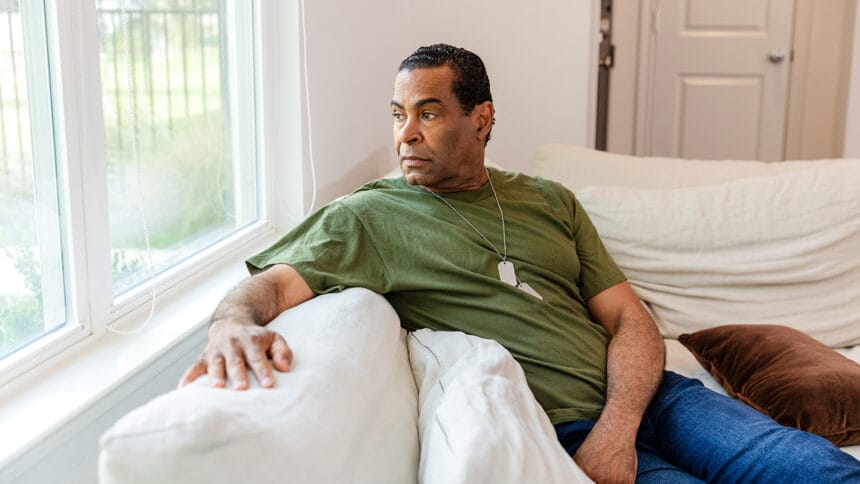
[398,44,495,144]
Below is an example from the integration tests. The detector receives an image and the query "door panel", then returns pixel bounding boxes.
[679,76,762,159]
[645,0,793,160]
[686,0,769,31]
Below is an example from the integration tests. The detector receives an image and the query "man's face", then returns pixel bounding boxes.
[391,66,492,192]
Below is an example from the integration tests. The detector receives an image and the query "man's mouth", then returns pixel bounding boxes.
[400,156,431,167]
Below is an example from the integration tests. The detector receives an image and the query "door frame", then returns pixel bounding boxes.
[783,0,856,159]
[632,0,660,157]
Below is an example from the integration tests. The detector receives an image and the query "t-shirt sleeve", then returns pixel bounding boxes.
[568,192,627,301]
[245,201,391,294]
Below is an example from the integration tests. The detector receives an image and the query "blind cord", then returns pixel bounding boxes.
[281,0,317,220]
[107,2,157,335]
[300,0,317,217]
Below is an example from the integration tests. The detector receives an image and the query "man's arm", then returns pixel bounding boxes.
[575,281,665,483]
[179,264,315,390]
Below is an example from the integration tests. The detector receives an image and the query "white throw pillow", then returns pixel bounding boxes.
[575,162,860,348]
[407,329,592,484]
[99,288,419,484]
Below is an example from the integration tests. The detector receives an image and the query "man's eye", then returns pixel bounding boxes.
[421,112,437,120]
[392,112,405,121]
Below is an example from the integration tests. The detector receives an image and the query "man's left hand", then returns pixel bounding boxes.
[573,423,637,484]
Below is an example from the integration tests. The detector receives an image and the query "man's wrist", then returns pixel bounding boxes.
[592,409,641,442]
[208,312,256,329]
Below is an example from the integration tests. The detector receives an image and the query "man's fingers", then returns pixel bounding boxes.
[206,354,227,388]
[185,329,290,391]
[224,350,250,390]
[178,360,207,388]
[245,345,275,388]
[269,334,292,373]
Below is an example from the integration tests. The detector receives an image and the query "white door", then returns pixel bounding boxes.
[638,0,794,160]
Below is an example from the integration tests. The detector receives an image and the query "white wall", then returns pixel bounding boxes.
[299,0,403,206]
[846,1,860,158]
[302,0,598,206]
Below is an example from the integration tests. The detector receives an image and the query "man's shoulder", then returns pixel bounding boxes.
[358,175,410,192]
[493,168,572,201]
[331,176,415,210]
[349,176,412,198]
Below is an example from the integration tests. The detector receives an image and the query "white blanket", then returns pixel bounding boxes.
[407,329,591,484]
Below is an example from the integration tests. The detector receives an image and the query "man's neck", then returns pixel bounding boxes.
[421,166,489,193]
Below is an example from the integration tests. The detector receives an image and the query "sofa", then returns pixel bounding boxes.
[99,145,860,483]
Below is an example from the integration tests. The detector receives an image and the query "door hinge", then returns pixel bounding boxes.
[600,44,616,69]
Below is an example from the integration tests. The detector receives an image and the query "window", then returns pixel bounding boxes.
[0,0,67,360]
[0,0,270,378]
[95,0,259,295]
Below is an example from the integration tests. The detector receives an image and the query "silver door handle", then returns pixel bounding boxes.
[768,49,786,63]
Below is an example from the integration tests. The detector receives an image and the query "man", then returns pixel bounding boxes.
[181,44,859,482]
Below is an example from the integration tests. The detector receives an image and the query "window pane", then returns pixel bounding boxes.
[96,0,258,295]
[0,0,67,359]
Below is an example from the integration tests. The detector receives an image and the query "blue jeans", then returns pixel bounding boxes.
[555,371,860,483]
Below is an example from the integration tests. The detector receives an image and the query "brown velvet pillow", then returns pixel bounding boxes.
[678,324,860,446]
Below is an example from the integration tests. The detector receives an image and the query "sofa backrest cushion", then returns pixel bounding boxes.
[569,161,860,348]
[533,143,836,190]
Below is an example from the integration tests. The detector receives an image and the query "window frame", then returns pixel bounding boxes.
[0,0,297,387]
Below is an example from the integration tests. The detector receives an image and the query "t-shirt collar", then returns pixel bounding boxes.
[413,166,499,203]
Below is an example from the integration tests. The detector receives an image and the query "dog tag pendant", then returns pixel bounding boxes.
[499,261,544,300]
[498,260,518,286]
[517,282,544,300]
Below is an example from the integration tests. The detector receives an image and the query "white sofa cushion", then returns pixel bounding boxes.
[573,162,860,348]
[407,329,591,484]
[99,288,419,484]
[533,143,835,190]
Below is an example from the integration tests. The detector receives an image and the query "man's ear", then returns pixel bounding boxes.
[474,101,494,140]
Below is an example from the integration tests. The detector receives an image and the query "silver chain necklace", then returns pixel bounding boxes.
[427,169,507,261]
[425,169,543,300]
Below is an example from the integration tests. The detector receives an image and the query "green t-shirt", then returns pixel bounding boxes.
[247,168,626,424]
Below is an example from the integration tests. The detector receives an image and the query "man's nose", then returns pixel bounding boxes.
[399,117,422,144]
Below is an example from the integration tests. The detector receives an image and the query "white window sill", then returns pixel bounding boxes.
[0,234,281,470]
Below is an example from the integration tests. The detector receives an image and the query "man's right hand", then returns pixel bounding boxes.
[177,264,313,390]
[179,321,293,390]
